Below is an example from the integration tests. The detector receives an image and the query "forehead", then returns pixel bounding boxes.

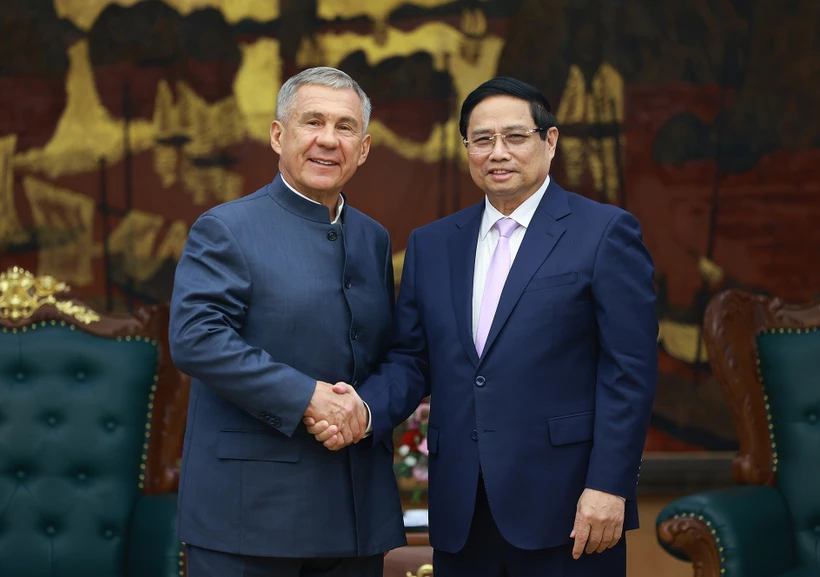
[291,84,363,122]
[467,95,533,132]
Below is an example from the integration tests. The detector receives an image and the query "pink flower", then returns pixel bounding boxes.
[417,437,428,456]
[408,402,430,428]
[412,465,429,482]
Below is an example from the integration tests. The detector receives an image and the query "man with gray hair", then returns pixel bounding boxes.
[169,66,405,577]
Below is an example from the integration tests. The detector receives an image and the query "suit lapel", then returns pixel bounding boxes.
[448,203,483,368]
[479,181,571,363]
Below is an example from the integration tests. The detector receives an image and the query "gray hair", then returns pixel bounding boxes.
[276,67,372,132]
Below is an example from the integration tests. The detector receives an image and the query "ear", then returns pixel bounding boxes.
[546,127,559,159]
[270,120,284,154]
[357,133,372,166]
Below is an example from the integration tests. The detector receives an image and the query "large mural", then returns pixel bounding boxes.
[2,0,819,454]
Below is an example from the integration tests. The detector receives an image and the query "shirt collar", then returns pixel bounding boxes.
[280,175,345,224]
[479,175,551,240]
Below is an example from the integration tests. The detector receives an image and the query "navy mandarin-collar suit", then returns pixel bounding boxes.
[169,175,405,560]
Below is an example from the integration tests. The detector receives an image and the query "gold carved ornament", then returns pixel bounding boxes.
[407,565,433,577]
[0,266,100,324]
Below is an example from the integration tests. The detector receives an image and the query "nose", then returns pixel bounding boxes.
[315,125,339,147]
[488,136,511,160]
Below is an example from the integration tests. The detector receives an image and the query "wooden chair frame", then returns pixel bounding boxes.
[657,289,820,577]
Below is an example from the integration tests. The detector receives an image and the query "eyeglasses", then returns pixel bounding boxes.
[463,128,544,155]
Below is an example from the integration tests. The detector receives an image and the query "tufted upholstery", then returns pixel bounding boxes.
[0,267,189,577]
[0,322,160,575]
[656,290,820,577]
[757,329,820,568]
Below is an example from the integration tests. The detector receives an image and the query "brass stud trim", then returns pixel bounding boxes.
[130,338,159,491]
[677,513,724,573]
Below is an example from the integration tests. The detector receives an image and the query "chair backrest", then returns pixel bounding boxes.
[0,267,189,577]
[703,289,820,567]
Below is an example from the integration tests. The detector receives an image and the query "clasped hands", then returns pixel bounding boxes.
[303,381,364,449]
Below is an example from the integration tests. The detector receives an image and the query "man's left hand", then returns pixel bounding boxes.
[570,488,625,559]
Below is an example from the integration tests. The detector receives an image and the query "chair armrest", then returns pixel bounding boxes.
[656,486,797,577]
[128,493,184,577]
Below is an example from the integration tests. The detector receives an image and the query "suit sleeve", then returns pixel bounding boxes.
[168,214,316,437]
[585,211,658,501]
[357,230,431,443]
[384,233,396,305]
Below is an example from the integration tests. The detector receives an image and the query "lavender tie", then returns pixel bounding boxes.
[475,217,520,356]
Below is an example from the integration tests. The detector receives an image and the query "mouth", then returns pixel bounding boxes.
[488,169,515,179]
[309,158,338,167]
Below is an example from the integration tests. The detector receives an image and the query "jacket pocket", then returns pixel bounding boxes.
[548,411,594,446]
[525,272,578,292]
[426,426,440,455]
[216,429,300,462]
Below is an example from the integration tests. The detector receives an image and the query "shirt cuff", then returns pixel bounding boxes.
[363,401,373,437]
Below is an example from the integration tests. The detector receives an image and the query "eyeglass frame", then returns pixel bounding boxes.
[462,127,546,155]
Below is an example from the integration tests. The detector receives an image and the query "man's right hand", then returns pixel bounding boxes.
[303,382,361,450]
[303,381,366,447]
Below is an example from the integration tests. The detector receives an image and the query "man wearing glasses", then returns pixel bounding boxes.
[308,76,658,576]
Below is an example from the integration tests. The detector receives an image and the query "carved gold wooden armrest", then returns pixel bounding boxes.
[407,564,433,577]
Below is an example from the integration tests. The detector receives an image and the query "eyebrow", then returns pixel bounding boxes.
[300,110,360,129]
[470,124,531,136]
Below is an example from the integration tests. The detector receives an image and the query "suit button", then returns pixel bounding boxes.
[272,417,281,428]
[344,279,352,289]
[471,429,478,441]
[260,412,268,419]
[327,230,338,241]
[351,330,358,340]
[475,376,485,387]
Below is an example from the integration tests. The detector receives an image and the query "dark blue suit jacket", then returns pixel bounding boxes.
[169,175,405,558]
[358,180,658,553]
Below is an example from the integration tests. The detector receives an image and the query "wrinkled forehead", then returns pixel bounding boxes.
[467,95,533,134]
[292,84,364,123]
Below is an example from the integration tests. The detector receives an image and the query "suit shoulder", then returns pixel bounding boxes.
[412,203,482,238]
[198,186,271,224]
[564,189,637,224]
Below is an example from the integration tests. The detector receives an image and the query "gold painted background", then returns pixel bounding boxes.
[2,0,819,453]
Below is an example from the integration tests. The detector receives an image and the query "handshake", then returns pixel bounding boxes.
[302,380,367,450]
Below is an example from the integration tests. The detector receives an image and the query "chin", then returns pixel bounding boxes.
[304,177,341,192]
[485,181,518,196]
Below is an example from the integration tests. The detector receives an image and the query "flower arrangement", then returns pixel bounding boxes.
[393,400,430,503]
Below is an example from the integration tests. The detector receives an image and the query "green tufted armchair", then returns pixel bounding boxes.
[656,289,820,577]
[0,267,190,577]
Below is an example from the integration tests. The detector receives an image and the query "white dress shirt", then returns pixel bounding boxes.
[281,175,344,223]
[472,175,551,341]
